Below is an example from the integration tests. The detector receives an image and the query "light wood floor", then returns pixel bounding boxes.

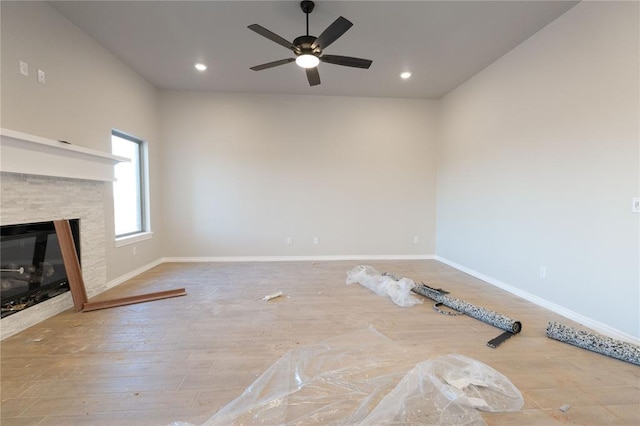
[1,260,638,425]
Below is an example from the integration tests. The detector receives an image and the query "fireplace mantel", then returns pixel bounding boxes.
[0,128,128,182]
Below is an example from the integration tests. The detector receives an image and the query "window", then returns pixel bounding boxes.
[112,130,149,240]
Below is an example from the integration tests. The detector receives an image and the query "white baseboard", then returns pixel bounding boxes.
[162,254,435,263]
[434,256,639,345]
[106,258,164,289]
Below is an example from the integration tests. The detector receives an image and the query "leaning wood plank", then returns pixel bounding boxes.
[53,219,88,312]
[82,288,187,312]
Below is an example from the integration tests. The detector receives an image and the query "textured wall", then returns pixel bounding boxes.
[0,172,107,340]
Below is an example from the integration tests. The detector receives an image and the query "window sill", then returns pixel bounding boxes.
[115,231,153,247]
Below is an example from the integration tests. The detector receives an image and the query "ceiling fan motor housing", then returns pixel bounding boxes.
[293,35,321,57]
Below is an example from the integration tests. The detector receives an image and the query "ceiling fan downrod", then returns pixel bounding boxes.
[300,0,315,36]
[294,1,320,58]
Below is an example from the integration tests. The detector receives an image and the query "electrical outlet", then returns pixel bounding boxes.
[286,237,293,245]
[37,69,46,84]
[413,236,419,244]
[633,198,640,213]
[313,237,319,244]
[132,246,137,256]
[539,266,546,279]
[19,60,28,76]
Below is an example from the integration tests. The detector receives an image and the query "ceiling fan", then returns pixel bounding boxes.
[248,0,372,86]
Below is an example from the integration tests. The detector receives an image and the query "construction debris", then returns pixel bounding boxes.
[346,265,422,307]
[262,291,284,301]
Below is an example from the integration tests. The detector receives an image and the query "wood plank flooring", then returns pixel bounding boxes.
[1,260,638,425]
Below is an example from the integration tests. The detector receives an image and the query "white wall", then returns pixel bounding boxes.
[159,91,438,257]
[0,1,163,281]
[437,1,639,338]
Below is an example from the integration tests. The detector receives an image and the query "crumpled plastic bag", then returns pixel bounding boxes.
[361,354,524,425]
[346,265,423,307]
[200,328,523,425]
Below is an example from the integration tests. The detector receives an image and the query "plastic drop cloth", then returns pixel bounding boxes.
[197,328,522,426]
[346,265,423,307]
[360,354,524,425]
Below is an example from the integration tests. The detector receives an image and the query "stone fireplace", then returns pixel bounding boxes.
[0,128,123,340]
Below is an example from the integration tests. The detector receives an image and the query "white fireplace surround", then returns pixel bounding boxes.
[0,128,125,340]
[0,128,128,182]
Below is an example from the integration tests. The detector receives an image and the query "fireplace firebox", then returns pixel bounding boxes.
[1,220,80,318]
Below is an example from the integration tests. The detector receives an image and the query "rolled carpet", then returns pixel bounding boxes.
[546,321,640,366]
[412,284,522,334]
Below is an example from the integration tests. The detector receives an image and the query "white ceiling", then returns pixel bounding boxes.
[49,1,578,99]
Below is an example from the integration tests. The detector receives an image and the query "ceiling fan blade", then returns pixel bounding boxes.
[248,24,298,52]
[306,67,321,86]
[250,58,296,71]
[311,16,353,50]
[320,55,372,69]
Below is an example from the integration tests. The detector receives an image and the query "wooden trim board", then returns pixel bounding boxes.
[82,288,187,312]
[54,219,88,311]
[55,219,186,313]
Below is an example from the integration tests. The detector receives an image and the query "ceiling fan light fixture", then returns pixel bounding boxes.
[248,0,370,86]
[296,54,320,69]
[400,71,412,79]
[194,63,208,71]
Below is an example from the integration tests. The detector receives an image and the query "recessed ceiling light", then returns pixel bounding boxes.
[194,63,207,72]
[400,71,412,79]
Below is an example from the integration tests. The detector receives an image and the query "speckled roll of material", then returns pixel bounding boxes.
[412,284,522,334]
[546,321,640,366]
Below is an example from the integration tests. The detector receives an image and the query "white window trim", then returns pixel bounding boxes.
[115,231,154,247]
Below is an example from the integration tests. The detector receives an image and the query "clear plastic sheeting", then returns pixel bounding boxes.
[346,265,423,307]
[201,328,523,426]
[361,355,524,425]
